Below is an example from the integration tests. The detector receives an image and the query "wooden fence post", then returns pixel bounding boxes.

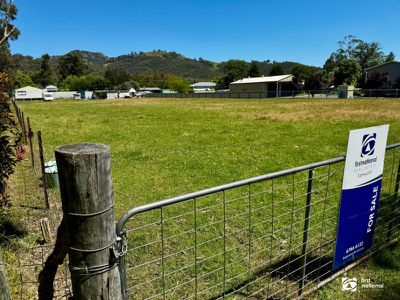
[16,108,22,130]
[0,252,11,300]
[55,143,122,299]
[21,111,27,143]
[38,131,50,209]
[27,117,35,169]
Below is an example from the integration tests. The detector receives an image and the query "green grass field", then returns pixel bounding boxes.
[13,98,400,299]
[18,98,400,214]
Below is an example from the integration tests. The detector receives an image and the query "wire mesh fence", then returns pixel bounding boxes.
[116,144,400,299]
[3,244,72,300]
[144,88,400,99]
[2,100,69,299]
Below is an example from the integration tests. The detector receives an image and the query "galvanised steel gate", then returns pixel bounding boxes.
[116,143,400,299]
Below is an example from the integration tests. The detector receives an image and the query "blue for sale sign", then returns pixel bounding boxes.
[333,125,389,270]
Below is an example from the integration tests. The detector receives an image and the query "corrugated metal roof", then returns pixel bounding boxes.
[190,82,216,88]
[140,87,161,91]
[365,61,400,71]
[15,86,43,92]
[230,74,293,84]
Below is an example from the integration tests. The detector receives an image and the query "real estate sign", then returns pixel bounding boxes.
[333,125,389,270]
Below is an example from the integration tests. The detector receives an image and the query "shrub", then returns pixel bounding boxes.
[0,72,21,207]
[366,72,391,89]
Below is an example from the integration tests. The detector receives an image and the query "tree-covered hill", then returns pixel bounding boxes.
[12,50,317,82]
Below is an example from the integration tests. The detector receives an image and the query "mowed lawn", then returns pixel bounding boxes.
[17,98,400,299]
[18,98,400,215]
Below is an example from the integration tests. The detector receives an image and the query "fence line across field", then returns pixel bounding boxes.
[116,143,400,299]
[12,88,400,101]
[145,88,400,99]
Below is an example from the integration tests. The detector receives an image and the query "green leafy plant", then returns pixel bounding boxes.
[0,71,21,207]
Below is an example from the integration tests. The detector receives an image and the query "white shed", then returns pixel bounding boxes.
[119,88,137,98]
[229,75,294,97]
[107,92,119,99]
[14,86,44,100]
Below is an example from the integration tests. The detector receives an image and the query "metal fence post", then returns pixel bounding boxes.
[299,169,314,296]
[388,159,400,241]
[55,143,122,299]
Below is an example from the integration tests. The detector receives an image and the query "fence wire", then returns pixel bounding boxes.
[3,243,72,300]
[118,145,400,300]
[3,101,70,299]
[145,88,400,99]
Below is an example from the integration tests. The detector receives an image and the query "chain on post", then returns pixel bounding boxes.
[115,230,128,300]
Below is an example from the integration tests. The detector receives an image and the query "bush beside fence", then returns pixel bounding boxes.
[2,101,71,299]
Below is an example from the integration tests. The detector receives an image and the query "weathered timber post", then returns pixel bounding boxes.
[21,111,27,143]
[27,117,35,169]
[55,143,122,299]
[0,252,11,300]
[38,131,50,209]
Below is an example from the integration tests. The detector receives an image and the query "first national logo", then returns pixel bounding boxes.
[361,133,376,157]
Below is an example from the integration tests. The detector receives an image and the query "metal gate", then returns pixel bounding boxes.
[116,143,400,299]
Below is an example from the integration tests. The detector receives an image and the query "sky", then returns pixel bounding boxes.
[10,0,400,66]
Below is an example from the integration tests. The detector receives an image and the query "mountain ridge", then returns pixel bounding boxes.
[12,50,319,81]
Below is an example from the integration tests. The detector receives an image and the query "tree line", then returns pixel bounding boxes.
[11,52,191,93]
[213,35,398,91]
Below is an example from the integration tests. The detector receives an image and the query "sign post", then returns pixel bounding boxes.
[333,125,389,270]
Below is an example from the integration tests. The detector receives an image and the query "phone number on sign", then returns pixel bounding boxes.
[346,241,364,254]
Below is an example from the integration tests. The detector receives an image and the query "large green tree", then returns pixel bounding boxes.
[325,35,391,87]
[291,64,320,80]
[104,67,131,88]
[333,59,361,86]
[217,60,251,88]
[0,0,19,76]
[269,64,284,76]
[0,0,19,45]
[385,51,396,62]
[164,75,190,93]
[14,71,35,89]
[61,74,110,91]
[58,52,87,80]
[248,61,260,77]
[37,54,56,87]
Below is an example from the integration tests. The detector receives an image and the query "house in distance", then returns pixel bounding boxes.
[14,85,77,100]
[14,86,44,100]
[229,74,295,97]
[190,82,216,93]
[139,87,162,94]
[365,61,400,87]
